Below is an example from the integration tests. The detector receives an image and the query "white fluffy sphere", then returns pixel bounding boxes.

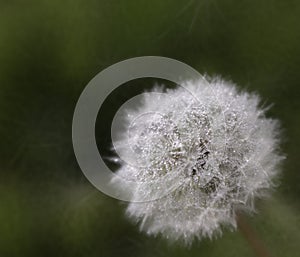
[112,77,284,244]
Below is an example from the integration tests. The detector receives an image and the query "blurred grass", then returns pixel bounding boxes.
[0,0,300,256]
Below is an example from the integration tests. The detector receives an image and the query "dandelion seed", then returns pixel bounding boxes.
[112,77,284,244]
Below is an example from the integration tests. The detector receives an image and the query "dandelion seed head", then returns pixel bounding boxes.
[112,77,284,244]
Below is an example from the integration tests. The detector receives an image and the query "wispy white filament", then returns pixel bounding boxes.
[112,77,284,244]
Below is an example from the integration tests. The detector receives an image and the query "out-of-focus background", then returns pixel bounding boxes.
[1,1,300,256]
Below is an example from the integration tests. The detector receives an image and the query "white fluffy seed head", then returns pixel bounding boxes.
[112,77,284,244]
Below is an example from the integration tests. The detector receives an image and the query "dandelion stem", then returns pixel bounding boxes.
[237,213,274,257]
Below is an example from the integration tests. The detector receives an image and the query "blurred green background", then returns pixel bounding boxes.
[1,0,300,256]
